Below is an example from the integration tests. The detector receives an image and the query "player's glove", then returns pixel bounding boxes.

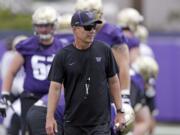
[0,91,11,117]
[118,89,135,135]
[121,89,131,105]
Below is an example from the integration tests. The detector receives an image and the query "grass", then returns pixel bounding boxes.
[0,9,32,31]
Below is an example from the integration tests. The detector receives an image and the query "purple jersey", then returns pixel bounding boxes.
[41,92,65,122]
[16,36,63,95]
[95,22,128,47]
[55,33,74,47]
[131,71,144,91]
[126,36,140,50]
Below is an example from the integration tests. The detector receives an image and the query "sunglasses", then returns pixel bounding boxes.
[83,24,96,31]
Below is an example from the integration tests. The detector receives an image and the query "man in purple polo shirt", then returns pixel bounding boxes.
[0,6,63,135]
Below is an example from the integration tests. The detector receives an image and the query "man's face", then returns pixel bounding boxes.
[34,23,54,41]
[74,24,96,43]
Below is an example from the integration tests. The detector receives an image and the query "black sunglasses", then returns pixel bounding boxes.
[83,24,96,31]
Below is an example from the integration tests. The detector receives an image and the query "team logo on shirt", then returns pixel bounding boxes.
[68,62,76,66]
[95,57,102,62]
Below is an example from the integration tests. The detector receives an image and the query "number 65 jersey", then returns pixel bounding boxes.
[16,36,63,96]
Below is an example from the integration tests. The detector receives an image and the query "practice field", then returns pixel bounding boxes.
[0,122,180,135]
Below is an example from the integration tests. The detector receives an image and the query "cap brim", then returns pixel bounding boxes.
[83,19,102,26]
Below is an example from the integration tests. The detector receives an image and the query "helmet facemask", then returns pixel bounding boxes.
[33,23,55,41]
[32,6,58,41]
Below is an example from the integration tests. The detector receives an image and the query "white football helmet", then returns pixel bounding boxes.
[117,8,144,32]
[75,0,103,20]
[121,103,135,135]
[57,13,72,31]
[135,25,149,43]
[132,56,159,82]
[32,6,58,40]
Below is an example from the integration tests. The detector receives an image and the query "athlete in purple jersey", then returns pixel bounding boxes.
[0,6,63,135]
[117,8,157,135]
[55,33,74,47]
[120,28,151,135]
[126,36,141,64]
[130,70,145,108]
[15,35,63,95]
[131,56,159,135]
[55,13,74,47]
[95,23,126,46]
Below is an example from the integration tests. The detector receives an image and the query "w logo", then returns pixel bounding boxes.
[96,57,102,62]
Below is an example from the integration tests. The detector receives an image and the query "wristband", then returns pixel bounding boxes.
[121,89,130,95]
[1,91,10,95]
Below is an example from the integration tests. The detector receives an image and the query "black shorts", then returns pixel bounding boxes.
[20,92,41,135]
[27,106,63,135]
[145,96,156,113]
[130,81,146,108]
[64,123,111,135]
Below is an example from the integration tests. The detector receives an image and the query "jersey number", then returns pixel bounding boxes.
[31,55,54,80]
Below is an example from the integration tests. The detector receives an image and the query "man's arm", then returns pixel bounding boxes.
[111,44,130,95]
[46,81,62,135]
[0,52,24,117]
[47,81,62,118]
[2,52,24,93]
[108,74,125,129]
[108,74,122,110]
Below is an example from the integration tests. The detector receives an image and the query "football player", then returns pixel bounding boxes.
[0,6,63,135]
[117,8,159,135]
[117,8,152,135]
[132,56,159,135]
[1,35,27,135]
[117,8,143,63]
[135,25,155,57]
[55,13,74,47]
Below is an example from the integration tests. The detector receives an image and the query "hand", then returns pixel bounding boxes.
[46,116,58,135]
[0,92,11,117]
[1,93,11,105]
[114,111,126,131]
[120,103,135,134]
[0,101,7,117]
